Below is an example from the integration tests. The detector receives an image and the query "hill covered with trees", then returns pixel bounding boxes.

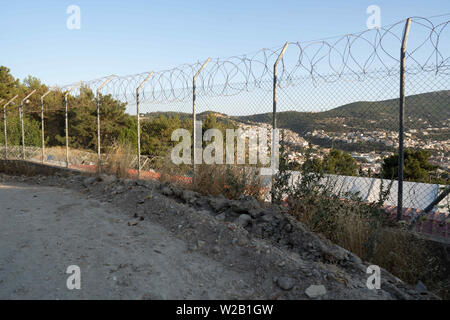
[233,90,450,135]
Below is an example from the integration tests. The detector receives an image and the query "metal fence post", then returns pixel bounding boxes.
[271,42,289,202]
[64,82,81,168]
[96,95,100,172]
[192,58,211,181]
[2,95,18,160]
[64,95,69,167]
[0,99,4,158]
[136,72,154,179]
[0,99,4,157]
[96,75,115,174]
[20,90,37,160]
[40,86,56,164]
[397,18,411,221]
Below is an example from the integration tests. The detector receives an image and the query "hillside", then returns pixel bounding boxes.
[143,90,450,137]
[234,90,450,135]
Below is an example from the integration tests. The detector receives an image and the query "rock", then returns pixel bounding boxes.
[260,214,274,222]
[212,246,220,254]
[305,285,327,298]
[99,174,116,184]
[187,242,198,252]
[237,214,252,227]
[215,212,226,221]
[237,237,248,246]
[284,223,293,233]
[195,197,210,208]
[209,195,229,212]
[415,281,428,295]
[161,187,173,196]
[277,277,295,290]
[231,202,248,214]
[136,180,148,187]
[197,240,206,249]
[383,282,410,300]
[249,208,263,219]
[182,190,196,203]
[321,244,349,262]
[171,186,183,198]
[348,253,362,265]
[231,197,259,214]
[112,185,125,194]
[82,176,96,187]
[122,178,133,185]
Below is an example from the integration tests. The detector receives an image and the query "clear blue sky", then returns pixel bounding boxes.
[0,0,449,86]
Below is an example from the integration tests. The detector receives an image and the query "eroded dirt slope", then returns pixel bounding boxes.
[0,172,438,299]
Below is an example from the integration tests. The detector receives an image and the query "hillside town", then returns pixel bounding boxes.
[237,121,450,176]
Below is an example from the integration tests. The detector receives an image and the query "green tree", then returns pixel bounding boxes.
[0,114,41,147]
[308,149,358,176]
[381,149,438,183]
[0,66,21,100]
[140,115,187,156]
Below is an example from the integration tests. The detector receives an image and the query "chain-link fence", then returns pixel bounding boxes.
[1,16,449,237]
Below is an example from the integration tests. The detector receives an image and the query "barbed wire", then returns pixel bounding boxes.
[55,15,450,104]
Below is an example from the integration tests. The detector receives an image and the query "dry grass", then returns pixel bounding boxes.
[191,164,265,200]
[101,141,135,179]
[372,228,429,284]
[331,206,380,259]
[372,228,449,299]
[155,158,265,200]
[288,195,384,260]
[153,154,191,185]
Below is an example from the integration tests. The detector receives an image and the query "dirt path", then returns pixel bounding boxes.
[0,182,249,299]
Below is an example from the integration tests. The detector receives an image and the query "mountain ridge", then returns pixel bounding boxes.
[142,90,449,138]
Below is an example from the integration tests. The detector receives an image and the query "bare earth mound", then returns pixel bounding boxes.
[0,172,439,299]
